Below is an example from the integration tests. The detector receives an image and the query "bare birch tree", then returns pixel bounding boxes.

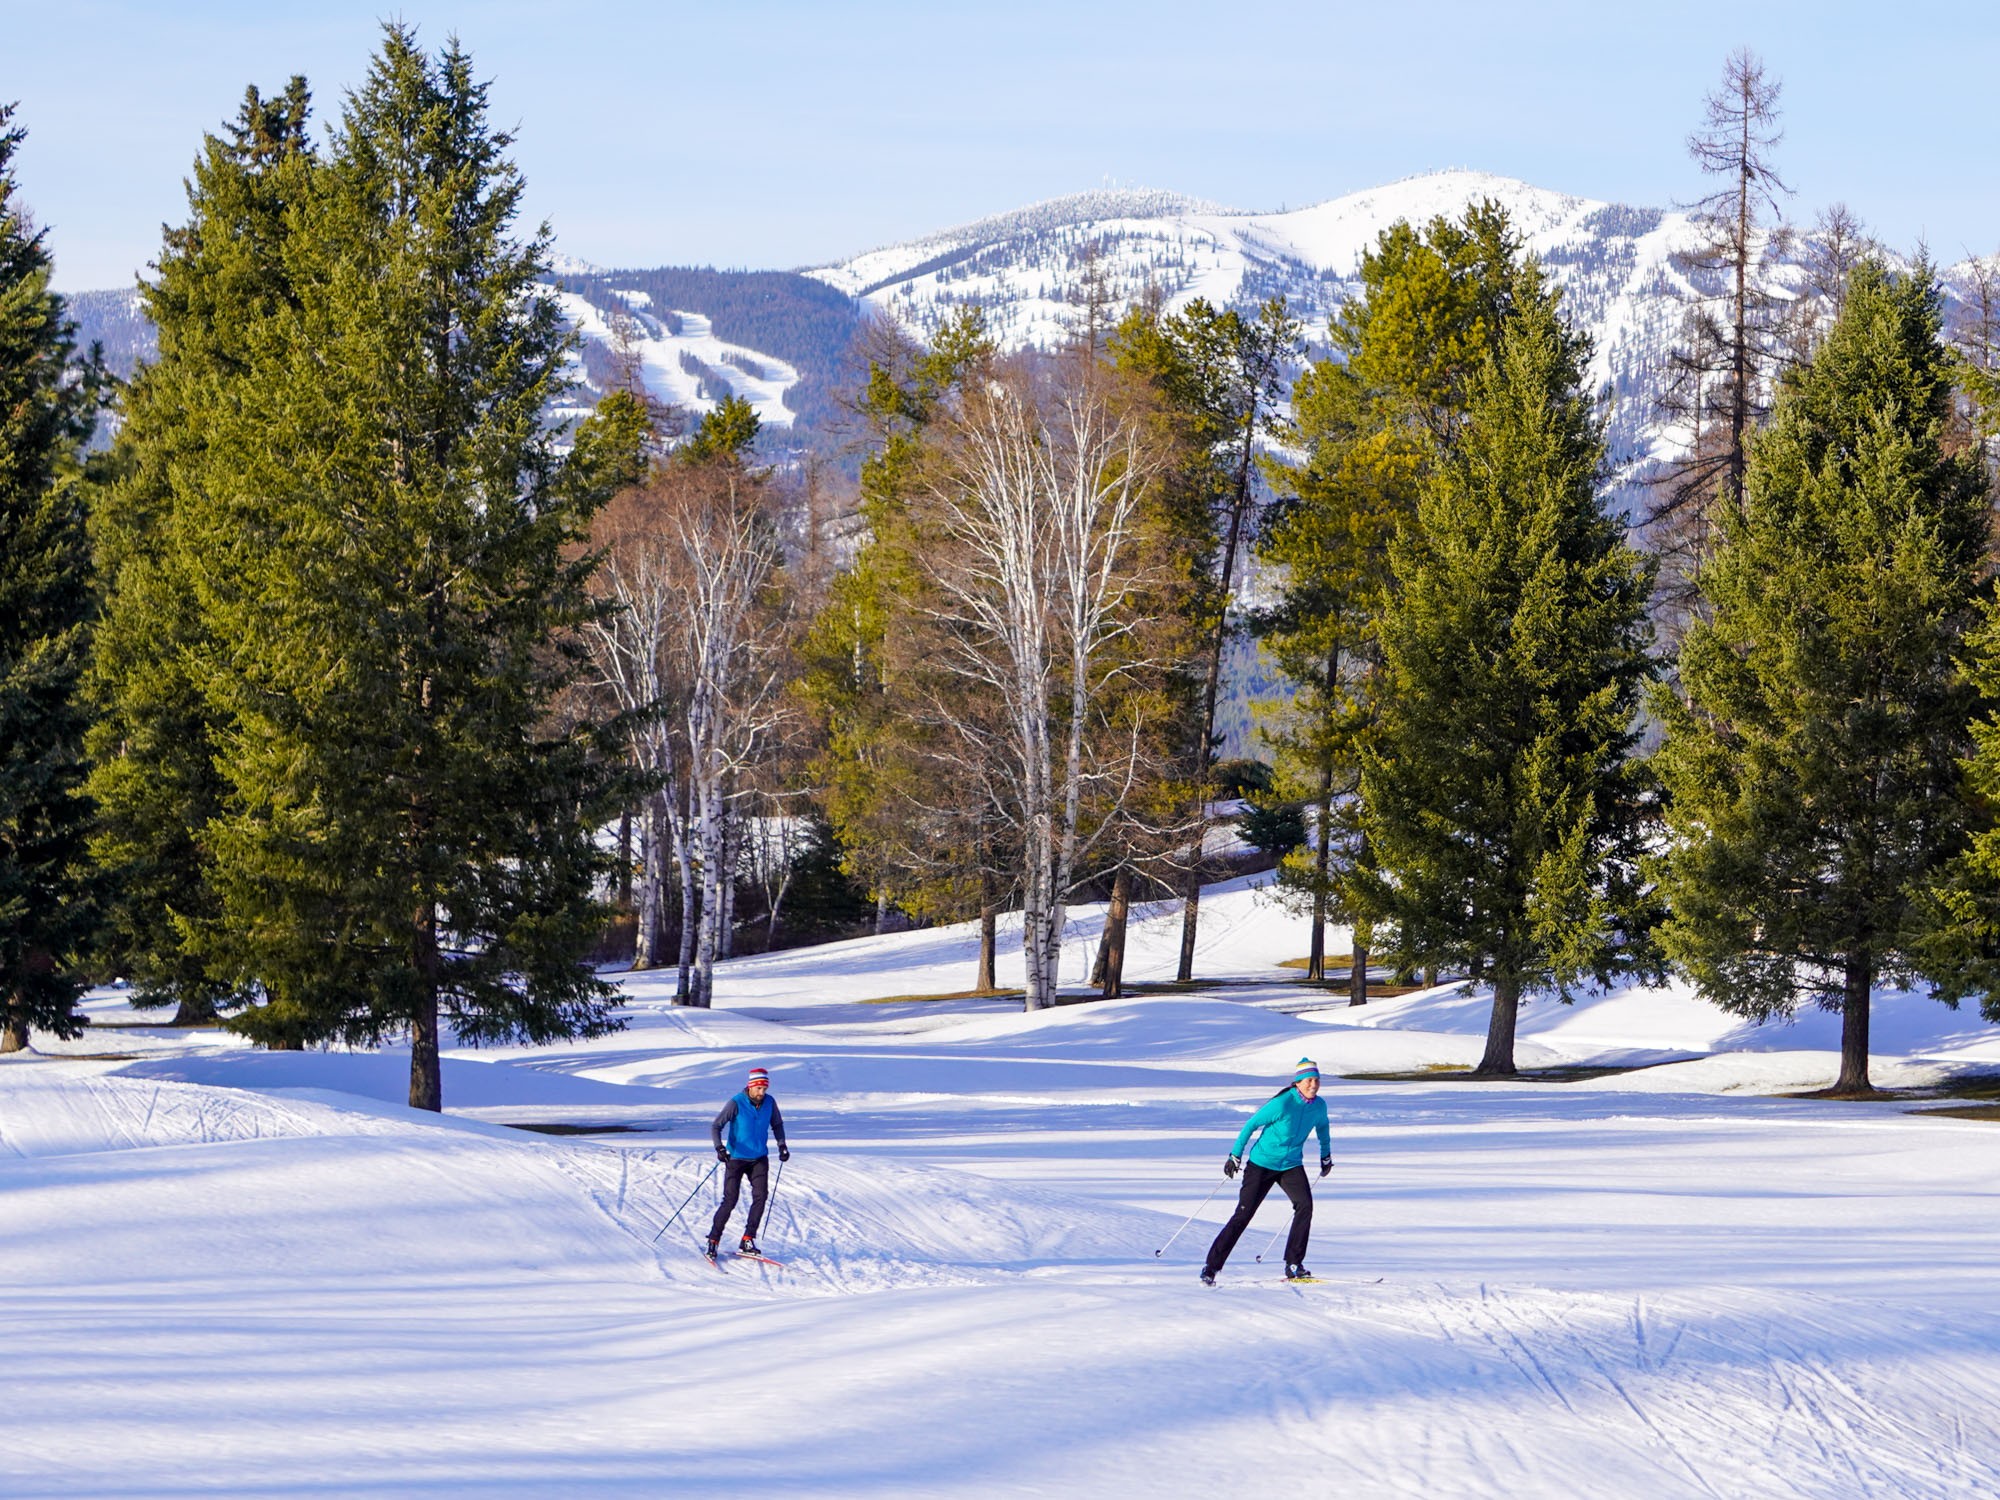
[912,366,1175,1009]
[669,462,796,1005]
[586,485,691,973]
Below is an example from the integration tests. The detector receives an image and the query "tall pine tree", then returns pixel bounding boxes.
[178,28,631,1108]
[87,78,313,1029]
[1359,267,1656,1076]
[1656,262,1989,1094]
[0,105,101,1052]
[1257,203,1526,994]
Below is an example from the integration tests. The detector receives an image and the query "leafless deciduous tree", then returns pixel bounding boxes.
[670,464,796,1005]
[1649,49,1793,631]
[587,459,796,1005]
[912,366,1176,1009]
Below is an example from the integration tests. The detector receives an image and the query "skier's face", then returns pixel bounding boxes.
[747,1083,768,1102]
[1296,1076,1319,1099]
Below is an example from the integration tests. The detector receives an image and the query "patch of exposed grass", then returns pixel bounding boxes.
[14,1052,148,1063]
[1116,978,1262,995]
[1908,1104,2000,1122]
[1928,1074,2000,1101]
[858,988,1023,1006]
[1343,1062,1666,1084]
[502,1121,650,1136]
[1293,981,1430,998]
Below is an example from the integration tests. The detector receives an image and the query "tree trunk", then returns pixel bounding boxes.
[1177,394,1262,980]
[976,870,998,993]
[874,891,889,936]
[1834,949,1873,1094]
[634,792,663,970]
[1090,914,1110,986]
[718,810,738,962]
[674,781,698,1002]
[171,994,218,1027]
[1474,969,1520,1077]
[410,902,442,1111]
[1176,869,1201,983]
[1349,918,1370,1007]
[1307,647,1339,982]
[1101,866,1130,999]
[616,806,633,908]
[692,784,727,1009]
[0,1014,27,1054]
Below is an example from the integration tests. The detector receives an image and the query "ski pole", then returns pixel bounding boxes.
[1253,1218,1285,1263]
[1154,1176,1230,1258]
[767,1155,785,1244]
[650,1159,720,1243]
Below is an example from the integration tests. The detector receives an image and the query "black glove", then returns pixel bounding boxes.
[778,1146,790,1163]
[1223,1154,1240,1179]
[714,1147,729,1164]
[1319,1155,1333,1178]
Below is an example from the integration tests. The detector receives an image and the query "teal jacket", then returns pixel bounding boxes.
[1231,1087,1331,1171]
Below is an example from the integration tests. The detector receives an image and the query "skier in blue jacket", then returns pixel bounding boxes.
[707,1067,789,1260]
[1201,1057,1331,1284]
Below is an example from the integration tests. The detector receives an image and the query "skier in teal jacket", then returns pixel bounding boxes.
[1201,1057,1331,1284]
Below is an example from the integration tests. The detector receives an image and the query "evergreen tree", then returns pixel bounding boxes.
[87,78,313,1028]
[1657,262,1989,1094]
[180,28,632,1107]
[1109,296,1299,982]
[1359,267,1656,1076]
[1256,203,1526,995]
[0,105,102,1052]
[679,392,760,464]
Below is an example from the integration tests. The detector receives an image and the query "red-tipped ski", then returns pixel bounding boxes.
[735,1252,785,1268]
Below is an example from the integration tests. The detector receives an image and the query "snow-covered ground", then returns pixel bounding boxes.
[6,874,2000,1497]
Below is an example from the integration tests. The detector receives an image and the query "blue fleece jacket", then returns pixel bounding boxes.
[1230,1086,1331,1171]
[712,1091,786,1160]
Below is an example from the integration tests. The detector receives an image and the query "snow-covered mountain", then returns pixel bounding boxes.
[72,168,1986,483]
[807,170,1747,491]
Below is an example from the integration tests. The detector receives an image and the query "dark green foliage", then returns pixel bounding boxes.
[1658,262,1990,1089]
[195,28,633,1101]
[1256,203,1528,984]
[680,393,761,464]
[1237,798,1306,861]
[1360,267,1656,1074]
[99,30,637,1104]
[761,817,876,946]
[0,104,103,1047]
[1211,757,1273,800]
[86,77,313,1026]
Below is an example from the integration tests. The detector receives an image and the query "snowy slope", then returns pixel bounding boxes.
[554,288,801,430]
[6,872,2000,1496]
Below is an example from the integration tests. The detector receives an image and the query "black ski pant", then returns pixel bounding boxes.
[708,1156,770,1242]
[1203,1162,1312,1274]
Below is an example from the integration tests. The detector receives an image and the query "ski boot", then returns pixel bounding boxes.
[1199,1268,1216,1287]
[1284,1262,1313,1281]
[739,1235,761,1257]
[704,1237,720,1263]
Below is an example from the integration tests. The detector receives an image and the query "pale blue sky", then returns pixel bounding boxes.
[7,0,1996,290]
